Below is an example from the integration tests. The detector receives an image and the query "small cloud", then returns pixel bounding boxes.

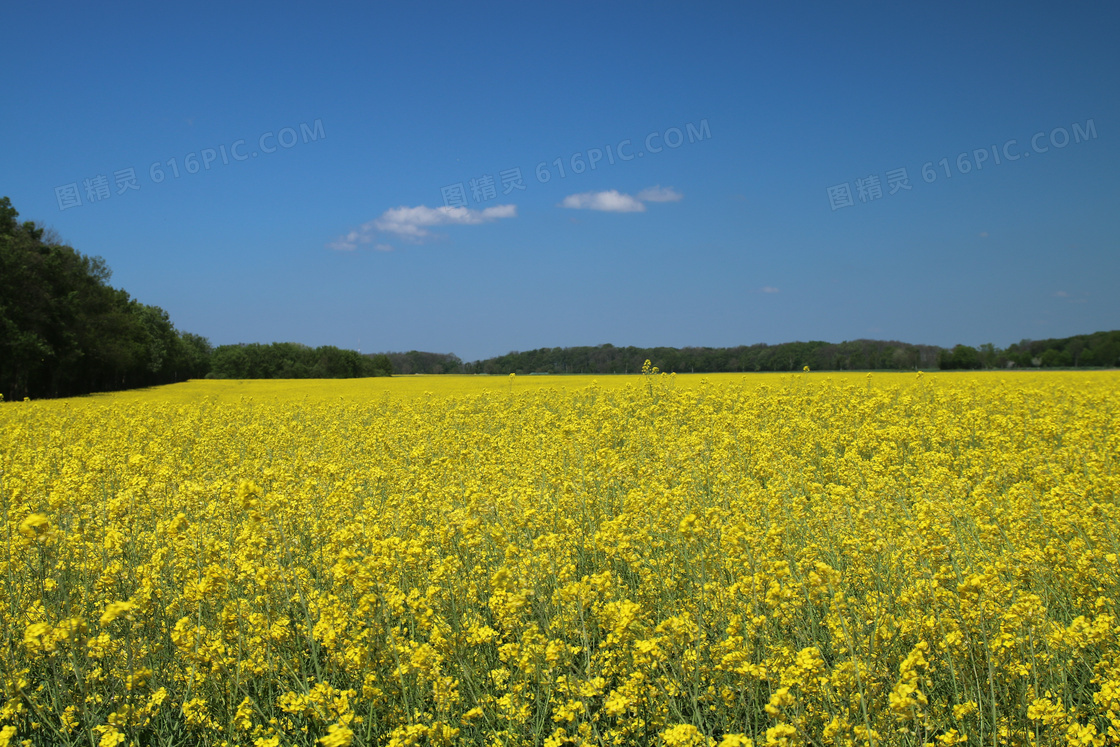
[761,286,780,294]
[560,190,646,212]
[327,225,376,251]
[329,204,516,249]
[558,185,684,212]
[978,231,989,237]
[327,220,379,251]
[1054,290,1089,303]
[375,204,517,240]
[636,185,683,203]
[560,185,680,211]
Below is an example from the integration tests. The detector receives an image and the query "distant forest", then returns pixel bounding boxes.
[380,332,1120,376]
[2,195,1116,401]
[208,343,391,380]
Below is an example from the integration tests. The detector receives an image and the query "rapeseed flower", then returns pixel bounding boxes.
[99,601,135,626]
[17,513,50,539]
[0,372,1116,745]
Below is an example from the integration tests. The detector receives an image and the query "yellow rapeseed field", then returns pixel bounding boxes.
[2,371,1118,747]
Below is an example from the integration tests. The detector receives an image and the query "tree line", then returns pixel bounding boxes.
[208,343,391,379]
[465,341,943,375]
[998,332,1120,368]
[378,334,1120,376]
[1,197,211,400]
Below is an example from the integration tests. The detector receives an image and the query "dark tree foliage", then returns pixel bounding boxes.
[0,196,212,400]
[378,333,1118,376]
[208,343,392,379]
[938,345,983,370]
[1002,332,1120,368]
[367,354,393,378]
[445,340,943,375]
[378,351,461,375]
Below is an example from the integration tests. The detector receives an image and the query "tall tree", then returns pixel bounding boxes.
[0,196,211,399]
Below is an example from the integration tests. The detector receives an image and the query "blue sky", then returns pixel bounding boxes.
[3,1,1117,362]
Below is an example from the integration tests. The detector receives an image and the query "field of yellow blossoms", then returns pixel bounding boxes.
[2,370,1119,747]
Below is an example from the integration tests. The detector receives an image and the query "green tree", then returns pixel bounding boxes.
[178,332,213,378]
[0,196,215,399]
[1040,348,1071,367]
[367,354,393,377]
[950,345,981,370]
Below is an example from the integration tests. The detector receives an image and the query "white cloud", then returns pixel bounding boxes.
[328,204,516,249]
[375,204,517,240]
[636,185,683,203]
[560,190,646,212]
[559,185,684,213]
[327,223,378,251]
[1053,290,1069,297]
[761,286,780,294]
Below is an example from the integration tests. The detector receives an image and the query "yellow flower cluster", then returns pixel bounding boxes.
[1,371,1118,745]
